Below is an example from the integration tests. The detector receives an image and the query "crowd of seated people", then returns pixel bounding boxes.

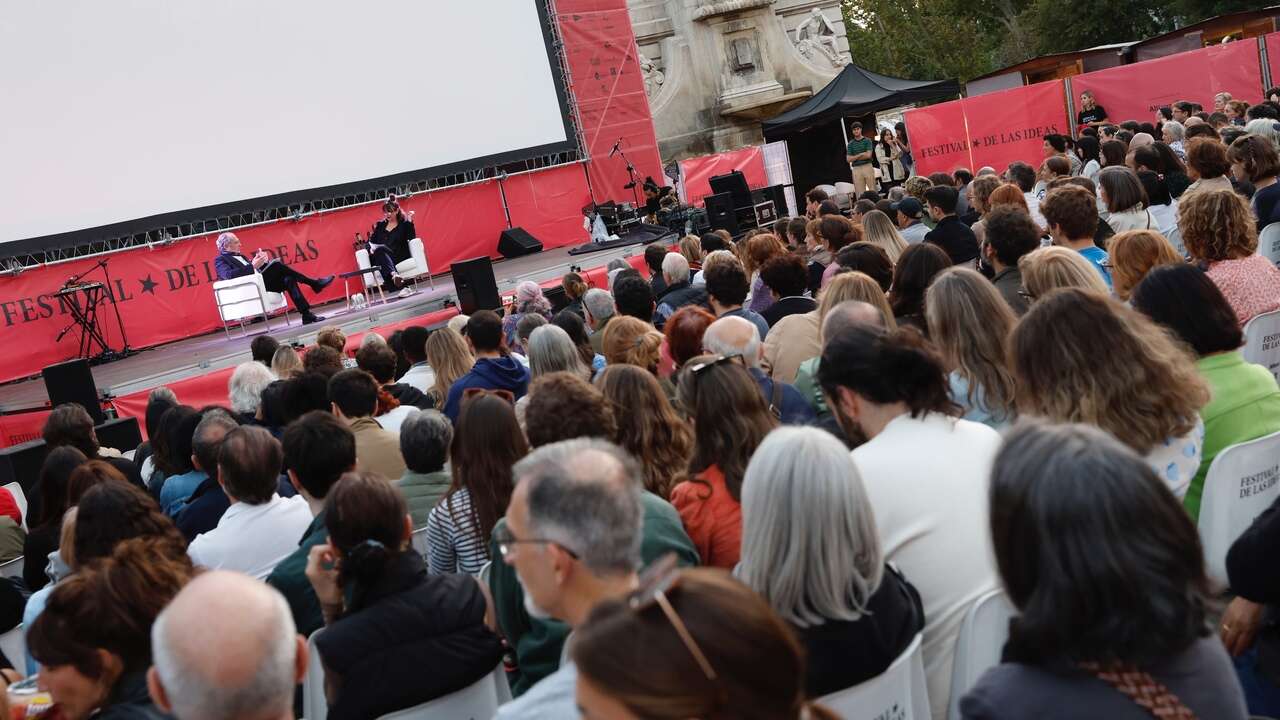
[1,97,1278,720]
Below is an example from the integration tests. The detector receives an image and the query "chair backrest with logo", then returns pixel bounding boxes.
[1258,223,1280,269]
[1243,309,1280,384]
[819,633,929,720]
[1198,430,1280,584]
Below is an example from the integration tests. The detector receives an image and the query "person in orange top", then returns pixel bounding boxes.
[669,354,777,568]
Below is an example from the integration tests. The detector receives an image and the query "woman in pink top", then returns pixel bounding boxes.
[1179,188,1280,326]
[669,354,776,568]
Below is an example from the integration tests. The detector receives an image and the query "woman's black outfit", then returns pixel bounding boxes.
[367,218,418,292]
[314,551,502,720]
[22,520,58,591]
[799,564,924,697]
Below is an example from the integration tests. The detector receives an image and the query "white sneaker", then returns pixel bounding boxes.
[397,287,416,299]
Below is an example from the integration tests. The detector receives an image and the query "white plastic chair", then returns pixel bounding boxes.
[947,590,1016,720]
[1242,309,1280,384]
[0,626,25,670]
[819,633,929,720]
[1259,223,1280,269]
[212,272,290,339]
[376,664,506,719]
[1198,430,1280,584]
[411,527,430,561]
[304,630,328,720]
[356,238,435,296]
[2,482,26,529]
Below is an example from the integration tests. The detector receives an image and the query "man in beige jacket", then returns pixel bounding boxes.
[328,369,406,480]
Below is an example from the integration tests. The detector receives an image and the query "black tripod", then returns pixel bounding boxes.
[55,258,133,363]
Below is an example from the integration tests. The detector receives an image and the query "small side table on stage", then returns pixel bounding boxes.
[340,268,388,312]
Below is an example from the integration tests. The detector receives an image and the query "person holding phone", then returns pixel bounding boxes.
[213,232,332,325]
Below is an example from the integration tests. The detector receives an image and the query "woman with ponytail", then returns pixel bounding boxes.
[817,323,1002,717]
[306,472,502,720]
[960,421,1245,719]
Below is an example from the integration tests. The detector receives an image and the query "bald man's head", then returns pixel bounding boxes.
[701,316,762,368]
[821,300,885,346]
[149,571,305,720]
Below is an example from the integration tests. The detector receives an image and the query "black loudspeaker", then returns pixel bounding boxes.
[498,227,544,258]
[705,192,739,235]
[762,184,789,217]
[709,170,752,210]
[452,257,502,315]
[96,416,141,455]
[42,359,105,424]
[0,439,49,492]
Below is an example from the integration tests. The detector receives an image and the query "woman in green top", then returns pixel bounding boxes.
[1131,264,1280,521]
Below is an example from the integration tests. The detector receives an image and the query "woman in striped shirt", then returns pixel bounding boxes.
[425,391,529,574]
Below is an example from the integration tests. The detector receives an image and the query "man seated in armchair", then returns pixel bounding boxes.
[214,232,333,325]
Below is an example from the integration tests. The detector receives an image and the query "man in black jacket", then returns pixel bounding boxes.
[213,232,333,325]
[922,186,979,265]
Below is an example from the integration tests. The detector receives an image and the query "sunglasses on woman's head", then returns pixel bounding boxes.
[462,387,515,405]
[688,353,744,376]
[628,554,719,686]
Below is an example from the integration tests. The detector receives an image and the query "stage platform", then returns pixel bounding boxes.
[0,240,657,414]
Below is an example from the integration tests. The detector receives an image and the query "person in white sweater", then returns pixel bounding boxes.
[819,323,1001,719]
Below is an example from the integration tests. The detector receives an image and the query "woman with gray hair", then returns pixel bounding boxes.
[514,324,589,427]
[738,426,923,697]
[227,361,275,421]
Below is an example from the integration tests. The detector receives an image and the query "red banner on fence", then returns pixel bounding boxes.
[679,147,769,206]
[1268,33,1280,95]
[1073,39,1262,125]
[907,81,1070,177]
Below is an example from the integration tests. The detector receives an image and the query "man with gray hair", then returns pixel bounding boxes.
[653,251,707,329]
[492,438,698,717]
[149,571,306,720]
[228,361,275,421]
[582,288,615,355]
[213,231,333,325]
[703,316,814,425]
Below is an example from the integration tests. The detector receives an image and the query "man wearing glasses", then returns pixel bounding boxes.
[492,439,643,719]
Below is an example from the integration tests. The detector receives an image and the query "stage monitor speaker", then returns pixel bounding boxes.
[705,192,739,236]
[755,185,788,218]
[42,359,105,424]
[498,227,544,258]
[0,439,49,492]
[452,257,502,315]
[709,170,752,210]
[96,416,141,455]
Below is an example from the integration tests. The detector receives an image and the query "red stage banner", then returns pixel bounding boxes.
[1072,39,1262,126]
[502,164,594,249]
[1268,33,1280,93]
[678,147,769,206]
[908,81,1069,177]
[111,367,236,439]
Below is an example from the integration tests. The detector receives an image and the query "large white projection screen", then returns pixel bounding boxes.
[0,0,571,247]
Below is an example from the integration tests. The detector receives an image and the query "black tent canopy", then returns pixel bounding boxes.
[763,64,958,197]
[763,64,960,135]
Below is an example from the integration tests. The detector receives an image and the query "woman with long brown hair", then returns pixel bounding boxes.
[669,355,777,569]
[423,327,473,408]
[573,566,839,720]
[425,392,528,574]
[1010,288,1209,498]
[595,365,693,499]
[926,267,1017,428]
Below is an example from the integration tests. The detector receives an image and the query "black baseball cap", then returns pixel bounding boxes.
[890,197,924,219]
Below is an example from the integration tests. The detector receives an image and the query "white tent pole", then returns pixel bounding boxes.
[840,115,852,182]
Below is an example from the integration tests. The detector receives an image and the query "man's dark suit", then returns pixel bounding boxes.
[214,251,329,318]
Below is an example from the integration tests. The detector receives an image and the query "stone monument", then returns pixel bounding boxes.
[627,0,850,160]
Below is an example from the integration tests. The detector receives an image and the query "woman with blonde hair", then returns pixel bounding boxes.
[1018,246,1109,302]
[602,315,664,376]
[678,235,704,271]
[423,328,473,408]
[270,345,303,379]
[1010,288,1210,497]
[595,364,693,498]
[858,209,908,263]
[1179,188,1280,325]
[1107,229,1183,301]
[743,233,788,314]
[925,267,1017,428]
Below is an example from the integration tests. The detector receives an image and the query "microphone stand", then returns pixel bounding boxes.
[99,258,131,356]
[616,142,642,207]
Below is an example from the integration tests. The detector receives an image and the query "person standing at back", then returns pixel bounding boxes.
[846,122,877,195]
[819,324,1001,718]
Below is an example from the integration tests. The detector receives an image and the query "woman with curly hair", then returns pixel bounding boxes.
[1179,188,1280,325]
[595,364,693,498]
[1010,288,1210,497]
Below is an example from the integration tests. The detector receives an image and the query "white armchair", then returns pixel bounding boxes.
[355,237,434,297]
[212,271,290,339]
